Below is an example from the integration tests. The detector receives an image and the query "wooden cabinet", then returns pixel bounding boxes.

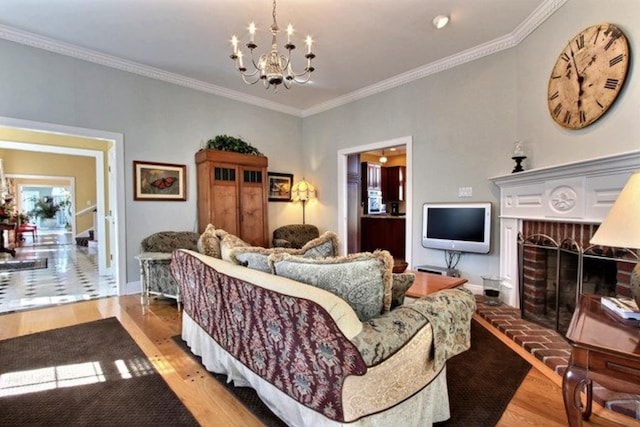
[195,149,269,247]
[383,166,405,202]
[361,162,381,190]
[360,216,405,260]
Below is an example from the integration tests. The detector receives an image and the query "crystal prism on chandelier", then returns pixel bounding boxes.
[230,0,315,90]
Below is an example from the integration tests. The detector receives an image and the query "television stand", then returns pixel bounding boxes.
[415,264,460,277]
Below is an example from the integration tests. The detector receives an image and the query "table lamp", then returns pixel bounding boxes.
[590,172,640,306]
[291,178,316,225]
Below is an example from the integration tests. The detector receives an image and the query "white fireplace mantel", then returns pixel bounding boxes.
[489,150,640,307]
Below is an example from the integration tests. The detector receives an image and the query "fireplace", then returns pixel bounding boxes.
[518,220,637,333]
[490,150,640,311]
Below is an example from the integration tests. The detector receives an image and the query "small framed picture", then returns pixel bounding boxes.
[133,161,187,201]
[267,172,293,202]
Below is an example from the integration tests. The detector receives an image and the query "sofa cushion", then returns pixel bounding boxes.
[391,272,416,308]
[229,231,340,272]
[270,250,393,321]
[197,224,221,259]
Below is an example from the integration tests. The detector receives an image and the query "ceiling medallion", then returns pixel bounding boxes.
[230,0,316,90]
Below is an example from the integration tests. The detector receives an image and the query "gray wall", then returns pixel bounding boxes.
[0,38,303,284]
[302,0,640,286]
[1,0,639,289]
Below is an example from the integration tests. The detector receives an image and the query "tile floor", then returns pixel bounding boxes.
[0,229,118,314]
[476,297,640,421]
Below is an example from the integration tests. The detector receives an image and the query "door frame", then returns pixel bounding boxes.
[0,116,126,293]
[337,135,413,265]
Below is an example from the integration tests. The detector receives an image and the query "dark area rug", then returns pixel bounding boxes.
[0,258,48,272]
[0,317,198,426]
[435,320,532,426]
[173,318,530,426]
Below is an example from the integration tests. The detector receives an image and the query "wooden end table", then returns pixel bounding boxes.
[405,270,467,298]
[563,294,640,427]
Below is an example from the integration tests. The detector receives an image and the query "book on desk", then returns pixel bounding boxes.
[601,296,640,320]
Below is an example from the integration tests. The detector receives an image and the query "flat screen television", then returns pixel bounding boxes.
[422,202,491,254]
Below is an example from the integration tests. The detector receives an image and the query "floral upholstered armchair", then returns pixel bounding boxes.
[138,231,199,302]
[272,224,320,249]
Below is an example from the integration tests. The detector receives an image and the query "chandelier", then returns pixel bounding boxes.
[229,0,315,90]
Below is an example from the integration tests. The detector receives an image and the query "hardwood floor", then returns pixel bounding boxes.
[0,296,636,426]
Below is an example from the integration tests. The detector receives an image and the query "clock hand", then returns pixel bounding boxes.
[569,45,584,107]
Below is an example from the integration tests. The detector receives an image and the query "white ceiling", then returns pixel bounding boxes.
[0,0,565,116]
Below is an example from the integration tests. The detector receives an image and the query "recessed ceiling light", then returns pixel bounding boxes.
[432,15,449,30]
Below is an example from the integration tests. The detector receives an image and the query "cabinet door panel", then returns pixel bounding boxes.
[212,183,238,235]
[240,184,266,246]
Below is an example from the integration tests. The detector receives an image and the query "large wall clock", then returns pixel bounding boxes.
[547,23,630,129]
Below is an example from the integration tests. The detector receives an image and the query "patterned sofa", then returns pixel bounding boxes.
[139,231,199,300]
[171,246,476,426]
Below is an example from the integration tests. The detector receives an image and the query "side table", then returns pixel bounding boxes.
[135,252,180,310]
[563,294,640,426]
[405,270,467,298]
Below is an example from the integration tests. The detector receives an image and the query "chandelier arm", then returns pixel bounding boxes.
[240,73,262,85]
[247,49,264,73]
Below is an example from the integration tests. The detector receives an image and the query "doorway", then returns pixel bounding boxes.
[0,116,126,294]
[337,136,413,265]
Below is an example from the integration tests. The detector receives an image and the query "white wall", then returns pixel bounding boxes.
[0,38,303,284]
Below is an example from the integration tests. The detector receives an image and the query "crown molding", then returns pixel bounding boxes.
[301,0,567,117]
[0,0,567,119]
[0,24,302,117]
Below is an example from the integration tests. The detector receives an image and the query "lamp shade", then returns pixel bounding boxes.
[590,172,640,249]
[291,178,316,202]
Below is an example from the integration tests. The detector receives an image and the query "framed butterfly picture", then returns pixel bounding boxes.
[133,160,187,201]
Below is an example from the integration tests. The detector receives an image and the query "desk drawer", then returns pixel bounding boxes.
[589,351,640,384]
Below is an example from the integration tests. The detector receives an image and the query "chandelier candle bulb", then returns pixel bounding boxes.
[306,35,313,54]
[249,22,256,43]
[286,24,293,43]
[231,36,238,54]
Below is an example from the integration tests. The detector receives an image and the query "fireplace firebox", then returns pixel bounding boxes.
[518,220,638,334]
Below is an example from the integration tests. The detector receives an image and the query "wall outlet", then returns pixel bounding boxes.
[458,186,473,198]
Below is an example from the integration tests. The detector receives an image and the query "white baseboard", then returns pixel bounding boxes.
[123,280,142,295]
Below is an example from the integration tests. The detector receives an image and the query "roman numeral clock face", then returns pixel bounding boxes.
[547,24,630,129]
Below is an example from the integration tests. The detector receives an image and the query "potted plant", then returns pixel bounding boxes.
[30,197,60,229]
[206,135,262,155]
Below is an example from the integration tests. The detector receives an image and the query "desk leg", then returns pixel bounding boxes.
[563,365,592,427]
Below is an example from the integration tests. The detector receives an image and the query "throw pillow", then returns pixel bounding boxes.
[269,250,394,321]
[230,246,294,273]
[298,231,339,258]
[197,224,221,259]
[391,272,416,308]
[215,229,250,262]
[228,231,340,272]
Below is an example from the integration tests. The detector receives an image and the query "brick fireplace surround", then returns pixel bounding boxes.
[489,150,640,421]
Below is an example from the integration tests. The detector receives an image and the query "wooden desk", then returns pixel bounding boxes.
[405,270,467,298]
[563,294,640,427]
